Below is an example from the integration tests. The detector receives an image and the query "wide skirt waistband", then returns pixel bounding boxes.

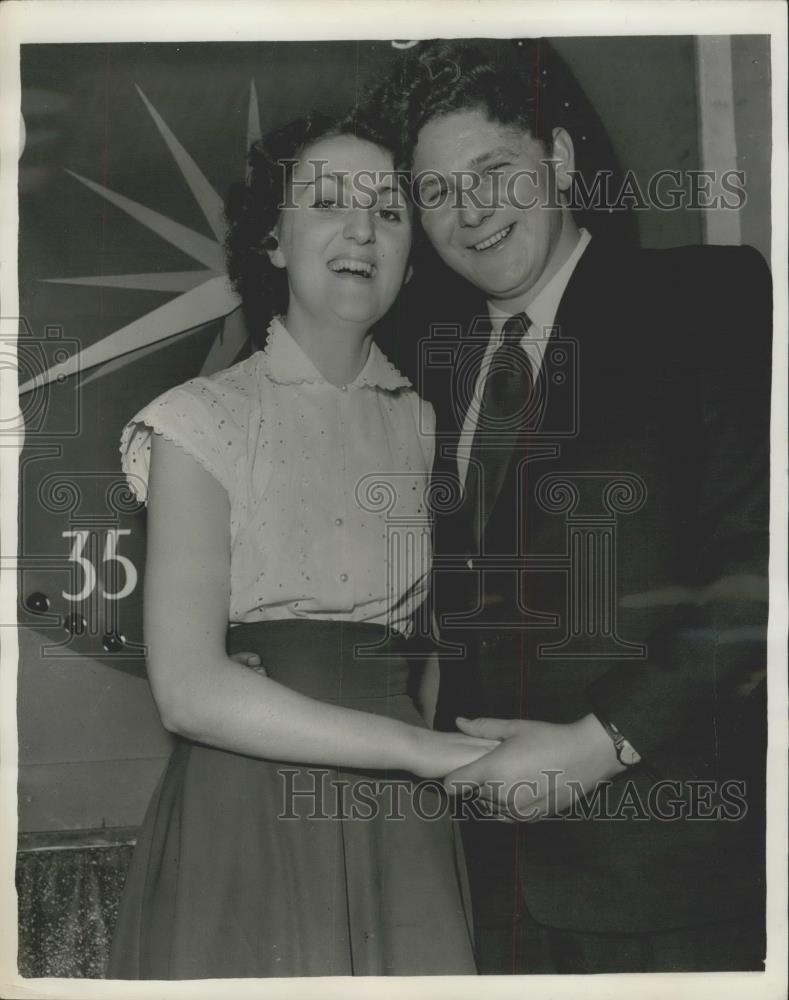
[226,620,420,703]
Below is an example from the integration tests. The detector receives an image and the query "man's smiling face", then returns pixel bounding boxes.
[412,107,574,306]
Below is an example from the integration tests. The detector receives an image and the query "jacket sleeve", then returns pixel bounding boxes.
[587,245,772,779]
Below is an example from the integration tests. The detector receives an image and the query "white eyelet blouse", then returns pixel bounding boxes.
[120,317,436,633]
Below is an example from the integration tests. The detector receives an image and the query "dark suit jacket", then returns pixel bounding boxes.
[404,240,771,934]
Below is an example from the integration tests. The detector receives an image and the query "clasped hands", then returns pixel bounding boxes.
[443,713,627,822]
[230,651,625,822]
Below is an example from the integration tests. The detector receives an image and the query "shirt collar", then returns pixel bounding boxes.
[260,316,411,391]
[489,228,592,338]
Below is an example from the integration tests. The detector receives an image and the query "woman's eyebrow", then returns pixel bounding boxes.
[294,161,338,189]
[312,167,339,184]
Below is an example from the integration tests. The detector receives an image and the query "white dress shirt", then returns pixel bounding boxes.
[456,229,592,488]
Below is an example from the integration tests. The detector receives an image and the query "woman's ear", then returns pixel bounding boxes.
[404,263,414,285]
[264,230,287,269]
[550,127,576,195]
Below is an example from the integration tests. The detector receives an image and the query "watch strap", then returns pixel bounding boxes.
[599,717,642,767]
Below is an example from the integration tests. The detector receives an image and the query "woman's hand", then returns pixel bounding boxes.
[410,729,500,780]
[229,651,267,676]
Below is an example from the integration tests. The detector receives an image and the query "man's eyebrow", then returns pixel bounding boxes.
[466,146,517,171]
[416,173,446,191]
[414,146,517,191]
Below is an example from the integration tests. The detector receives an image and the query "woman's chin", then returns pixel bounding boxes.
[327,304,386,330]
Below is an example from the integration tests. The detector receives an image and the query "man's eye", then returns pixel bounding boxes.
[312,199,337,209]
[378,208,402,222]
[419,185,446,207]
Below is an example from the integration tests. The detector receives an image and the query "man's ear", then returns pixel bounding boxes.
[404,263,414,285]
[550,127,576,194]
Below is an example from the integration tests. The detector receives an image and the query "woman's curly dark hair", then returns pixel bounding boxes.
[224,108,407,348]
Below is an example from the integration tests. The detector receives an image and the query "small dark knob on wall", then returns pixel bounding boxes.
[102,631,126,653]
[24,592,51,614]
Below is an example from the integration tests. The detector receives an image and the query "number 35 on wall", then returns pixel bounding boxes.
[62,529,138,602]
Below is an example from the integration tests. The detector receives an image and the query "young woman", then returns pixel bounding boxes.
[106,110,495,979]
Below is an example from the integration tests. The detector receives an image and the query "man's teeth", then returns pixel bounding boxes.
[328,259,374,278]
[473,224,513,251]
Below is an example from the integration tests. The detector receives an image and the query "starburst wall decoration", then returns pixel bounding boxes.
[19,82,263,395]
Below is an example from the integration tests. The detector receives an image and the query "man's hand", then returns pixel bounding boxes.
[444,714,627,821]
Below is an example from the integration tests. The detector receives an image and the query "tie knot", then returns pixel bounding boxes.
[501,311,531,344]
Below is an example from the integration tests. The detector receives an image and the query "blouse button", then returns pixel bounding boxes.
[340,384,348,392]
[334,517,344,527]
[339,573,349,583]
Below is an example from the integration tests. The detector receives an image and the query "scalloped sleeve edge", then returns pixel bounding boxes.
[119,417,230,506]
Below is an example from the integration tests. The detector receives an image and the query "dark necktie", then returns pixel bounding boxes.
[460,311,534,546]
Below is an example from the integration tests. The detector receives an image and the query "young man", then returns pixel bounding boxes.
[386,40,770,974]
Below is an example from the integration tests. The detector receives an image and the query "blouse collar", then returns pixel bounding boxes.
[260,316,411,391]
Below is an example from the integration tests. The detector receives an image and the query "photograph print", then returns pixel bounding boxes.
[2,4,786,993]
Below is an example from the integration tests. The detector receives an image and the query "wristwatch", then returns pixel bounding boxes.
[599,718,642,767]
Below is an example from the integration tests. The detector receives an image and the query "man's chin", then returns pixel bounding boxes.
[470,278,536,302]
[458,263,539,301]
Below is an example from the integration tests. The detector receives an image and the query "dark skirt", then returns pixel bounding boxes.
[106,620,475,978]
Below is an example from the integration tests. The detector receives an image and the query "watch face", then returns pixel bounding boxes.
[618,741,641,766]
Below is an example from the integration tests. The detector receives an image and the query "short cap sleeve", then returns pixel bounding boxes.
[120,381,240,504]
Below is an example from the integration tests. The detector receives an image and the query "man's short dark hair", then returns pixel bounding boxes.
[377,39,585,161]
[369,38,636,246]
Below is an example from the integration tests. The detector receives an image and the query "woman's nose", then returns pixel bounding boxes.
[343,207,376,243]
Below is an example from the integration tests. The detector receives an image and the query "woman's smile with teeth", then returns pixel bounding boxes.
[472,224,514,252]
[328,258,375,278]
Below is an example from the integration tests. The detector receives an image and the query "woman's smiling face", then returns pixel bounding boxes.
[269,134,412,332]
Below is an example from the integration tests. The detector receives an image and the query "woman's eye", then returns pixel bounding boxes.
[312,199,337,210]
[377,208,402,222]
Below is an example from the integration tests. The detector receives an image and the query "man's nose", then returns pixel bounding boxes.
[457,197,494,229]
[343,207,376,243]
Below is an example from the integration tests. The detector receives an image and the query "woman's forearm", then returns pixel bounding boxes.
[141,437,493,779]
[154,650,429,773]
